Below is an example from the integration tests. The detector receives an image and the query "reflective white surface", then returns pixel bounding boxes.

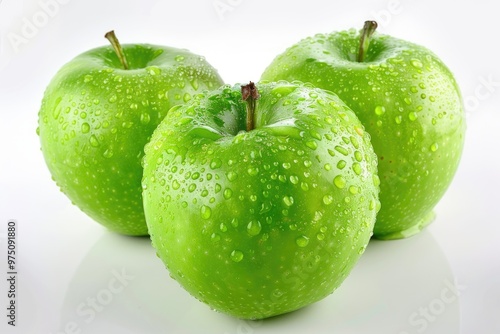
[1,0,499,333]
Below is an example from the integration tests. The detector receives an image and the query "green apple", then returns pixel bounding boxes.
[142,81,380,319]
[261,21,466,239]
[38,31,224,236]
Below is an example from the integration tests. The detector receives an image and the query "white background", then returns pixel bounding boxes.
[1,0,499,333]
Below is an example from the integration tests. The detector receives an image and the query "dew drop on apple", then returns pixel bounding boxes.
[172,180,180,190]
[122,121,134,128]
[140,112,151,125]
[102,149,113,158]
[247,221,262,236]
[410,59,423,68]
[146,66,161,75]
[323,194,333,205]
[430,143,439,152]
[108,95,117,103]
[296,235,309,247]
[211,233,221,242]
[408,112,418,121]
[374,106,385,116]
[226,171,238,181]
[219,223,228,232]
[283,196,294,207]
[247,167,259,176]
[89,134,99,147]
[175,55,185,62]
[334,175,346,189]
[200,205,212,219]
[352,162,362,176]
[81,123,90,134]
[223,188,233,199]
[230,250,244,262]
[183,93,192,103]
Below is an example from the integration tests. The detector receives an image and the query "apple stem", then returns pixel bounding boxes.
[357,20,378,62]
[242,82,260,132]
[105,30,129,70]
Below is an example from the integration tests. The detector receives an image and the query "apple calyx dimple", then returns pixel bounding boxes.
[104,30,129,70]
[357,20,378,62]
[241,81,260,131]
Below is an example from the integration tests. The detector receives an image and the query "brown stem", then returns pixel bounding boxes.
[105,30,129,70]
[241,82,259,131]
[357,21,378,62]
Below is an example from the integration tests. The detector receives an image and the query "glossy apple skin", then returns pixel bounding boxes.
[38,44,224,235]
[261,31,466,239]
[142,81,380,319]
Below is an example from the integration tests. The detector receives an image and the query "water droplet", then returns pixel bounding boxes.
[410,59,423,68]
[83,75,93,83]
[296,235,309,247]
[188,184,197,192]
[303,160,312,168]
[323,195,333,205]
[172,180,180,190]
[247,167,259,176]
[374,106,386,116]
[316,233,325,240]
[220,223,228,232]
[430,143,439,152]
[122,121,134,128]
[175,55,185,62]
[183,93,192,103]
[358,245,367,255]
[334,175,346,189]
[140,112,151,125]
[349,185,359,194]
[103,149,113,158]
[108,95,117,103]
[337,160,346,169]
[200,205,212,219]
[230,250,244,262]
[231,218,239,228]
[81,123,90,133]
[146,66,161,75]
[352,162,362,175]
[404,97,412,105]
[210,158,222,169]
[223,188,233,199]
[289,175,299,184]
[335,146,349,156]
[305,141,318,150]
[80,112,87,119]
[211,233,220,242]
[373,174,381,187]
[247,221,262,236]
[283,196,294,207]
[301,182,309,191]
[226,171,237,181]
[190,79,199,90]
[282,162,291,170]
[395,115,403,124]
[408,112,418,121]
[89,135,99,147]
